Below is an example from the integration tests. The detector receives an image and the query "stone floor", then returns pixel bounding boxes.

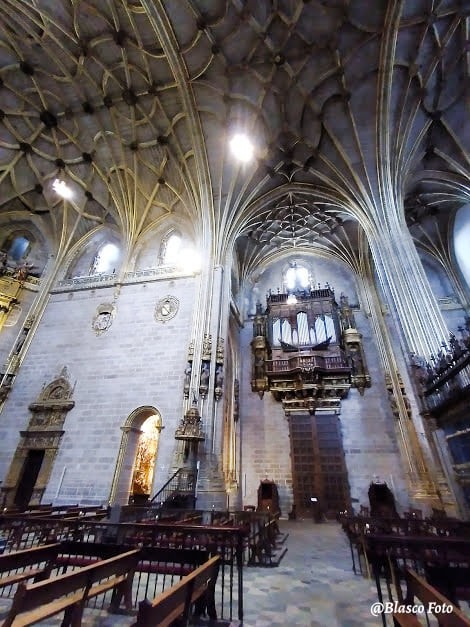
[0,520,427,626]
[238,519,381,627]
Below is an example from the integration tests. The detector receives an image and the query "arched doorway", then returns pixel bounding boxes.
[108,406,163,505]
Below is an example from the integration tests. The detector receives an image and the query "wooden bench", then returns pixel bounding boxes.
[392,568,470,626]
[134,554,220,627]
[0,543,61,590]
[3,548,140,627]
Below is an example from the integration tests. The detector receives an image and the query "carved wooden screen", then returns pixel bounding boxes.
[289,413,350,517]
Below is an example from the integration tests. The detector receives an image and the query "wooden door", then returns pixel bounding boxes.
[289,413,350,518]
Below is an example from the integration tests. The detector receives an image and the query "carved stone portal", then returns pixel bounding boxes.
[1,367,75,507]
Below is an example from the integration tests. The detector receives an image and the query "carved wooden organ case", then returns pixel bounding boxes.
[251,288,370,413]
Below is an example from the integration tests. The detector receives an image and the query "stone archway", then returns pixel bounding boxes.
[1,367,74,507]
[108,406,163,505]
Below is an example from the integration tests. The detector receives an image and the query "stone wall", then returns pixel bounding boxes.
[0,275,197,505]
[238,255,409,517]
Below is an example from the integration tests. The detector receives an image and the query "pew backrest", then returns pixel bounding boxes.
[393,568,470,627]
[0,543,61,589]
[3,566,91,627]
[3,548,140,627]
[135,554,220,627]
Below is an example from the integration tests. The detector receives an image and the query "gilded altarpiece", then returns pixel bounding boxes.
[130,415,161,500]
[0,275,22,333]
[1,368,74,507]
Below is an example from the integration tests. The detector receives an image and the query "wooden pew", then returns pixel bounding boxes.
[364,533,470,627]
[134,554,220,627]
[3,548,140,627]
[392,568,470,626]
[0,543,61,590]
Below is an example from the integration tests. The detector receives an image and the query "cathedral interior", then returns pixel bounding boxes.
[0,0,469,521]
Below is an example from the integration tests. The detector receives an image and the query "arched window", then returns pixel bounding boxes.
[160,231,182,265]
[90,243,119,275]
[4,235,31,262]
[285,263,310,292]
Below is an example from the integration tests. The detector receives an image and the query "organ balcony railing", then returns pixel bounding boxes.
[266,286,334,304]
[265,353,350,375]
[414,320,470,416]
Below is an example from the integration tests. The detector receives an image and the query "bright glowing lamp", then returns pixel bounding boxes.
[229,133,254,162]
[52,178,73,200]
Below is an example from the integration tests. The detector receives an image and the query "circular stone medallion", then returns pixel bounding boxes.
[155,295,179,323]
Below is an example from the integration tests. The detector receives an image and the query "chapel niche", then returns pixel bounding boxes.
[130,413,162,504]
[1,367,74,507]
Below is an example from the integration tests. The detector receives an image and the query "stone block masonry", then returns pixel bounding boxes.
[0,276,197,505]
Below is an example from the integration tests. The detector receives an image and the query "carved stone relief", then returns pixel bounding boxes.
[154,295,179,323]
[92,303,116,335]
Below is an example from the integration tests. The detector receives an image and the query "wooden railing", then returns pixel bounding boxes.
[339,514,470,627]
[0,513,246,622]
[266,353,348,374]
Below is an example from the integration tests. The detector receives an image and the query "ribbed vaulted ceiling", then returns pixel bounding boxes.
[0,0,468,275]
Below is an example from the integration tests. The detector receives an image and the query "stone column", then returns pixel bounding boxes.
[365,228,447,507]
[189,264,229,508]
[370,223,448,357]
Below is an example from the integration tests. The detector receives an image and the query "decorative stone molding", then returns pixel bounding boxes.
[53,266,194,292]
[202,334,212,361]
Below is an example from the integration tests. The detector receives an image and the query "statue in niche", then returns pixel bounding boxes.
[254,353,265,378]
[234,379,240,422]
[201,362,210,386]
[214,365,224,401]
[14,328,29,354]
[254,304,266,337]
[183,362,192,398]
[215,365,223,388]
[199,362,210,397]
[388,390,399,417]
[347,346,363,375]
[339,294,355,329]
